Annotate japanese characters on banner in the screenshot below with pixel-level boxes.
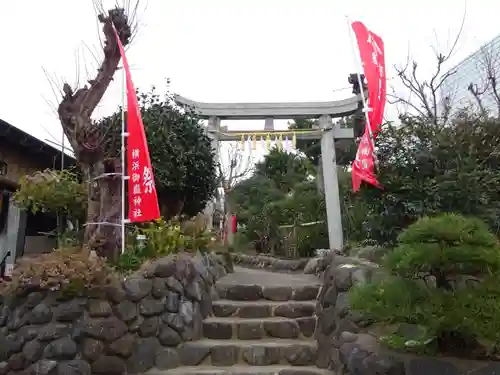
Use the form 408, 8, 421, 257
352, 132, 381, 190
350, 21, 387, 192
112, 26, 161, 222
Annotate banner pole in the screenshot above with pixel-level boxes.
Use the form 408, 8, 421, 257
120, 64, 128, 254
112, 23, 160, 226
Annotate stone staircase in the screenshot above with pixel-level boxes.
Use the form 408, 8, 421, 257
147, 267, 329, 375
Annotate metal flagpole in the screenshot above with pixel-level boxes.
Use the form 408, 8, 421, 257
61, 132, 65, 170
121, 65, 129, 254
345, 15, 376, 147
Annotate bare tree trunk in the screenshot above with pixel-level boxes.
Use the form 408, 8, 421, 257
82, 160, 122, 259
468, 84, 488, 118
57, 8, 132, 260
224, 199, 234, 247
214, 191, 222, 231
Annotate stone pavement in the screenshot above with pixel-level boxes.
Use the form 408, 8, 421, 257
217, 266, 321, 287
146, 267, 329, 375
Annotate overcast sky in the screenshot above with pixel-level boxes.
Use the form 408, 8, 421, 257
0, 0, 498, 151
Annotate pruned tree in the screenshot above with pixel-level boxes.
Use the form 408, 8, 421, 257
287, 113, 357, 195
102, 86, 218, 221
389, 36, 463, 124
288, 119, 321, 165
217, 143, 253, 243
230, 150, 327, 256
388, 3, 500, 125
255, 148, 314, 193
218, 143, 252, 195
388, 5, 467, 124
467, 37, 500, 118
57, 7, 134, 259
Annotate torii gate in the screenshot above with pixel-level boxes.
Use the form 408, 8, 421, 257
174, 92, 363, 250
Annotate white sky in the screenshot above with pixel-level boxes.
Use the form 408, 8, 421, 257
0, 0, 498, 151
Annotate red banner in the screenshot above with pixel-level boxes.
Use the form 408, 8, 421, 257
351, 131, 382, 191
231, 215, 237, 234
113, 26, 161, 222
351, 21, 386, 192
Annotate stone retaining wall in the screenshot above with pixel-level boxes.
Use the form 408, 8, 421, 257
0, 252, 229, 375
315, 253, 500, 375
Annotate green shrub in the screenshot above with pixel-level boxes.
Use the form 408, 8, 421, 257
102, 87, 218, 220
0, 248, 115, 297
180, 214, 213, 253
13, 169, 87, 220
113, 218, 183, 272
338, 168, 370, 244
113, 216, 214, 272
350, 213, 500, 357
295, 222, 329, 257
385, 214, 500, 281
230, 151, 326, 257
135, 218, 185, 257
112, 250, 144, 273
354, 117, 500, 246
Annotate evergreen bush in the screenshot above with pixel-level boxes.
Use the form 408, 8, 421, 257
350, 213, 500, 358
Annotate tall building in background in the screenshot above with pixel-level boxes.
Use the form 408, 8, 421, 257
441, 34, 500, 116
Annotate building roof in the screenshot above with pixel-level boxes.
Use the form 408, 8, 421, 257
0, 118, 76, 169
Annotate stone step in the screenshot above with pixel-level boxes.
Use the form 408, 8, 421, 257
144, 365, 332, 375
203, 316, 316, 340
177, 339, 318, 367
212, 300, 316, 319
216, 283, 320, 302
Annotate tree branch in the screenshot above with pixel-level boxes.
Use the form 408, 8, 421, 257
83, 8, 132, 115
57, 7, 133, 158
218, 143, 253, 193
468, 83, 487, 117
390, 2, 467, 124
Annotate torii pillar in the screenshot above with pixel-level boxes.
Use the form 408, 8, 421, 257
319, 115, 343, 250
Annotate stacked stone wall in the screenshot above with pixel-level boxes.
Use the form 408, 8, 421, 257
0, 253, 229, 375
315, 251, 500, 375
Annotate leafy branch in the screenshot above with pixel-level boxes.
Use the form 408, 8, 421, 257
13, 169, 87, 221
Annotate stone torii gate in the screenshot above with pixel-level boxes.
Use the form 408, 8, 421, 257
174, 93, 362, 250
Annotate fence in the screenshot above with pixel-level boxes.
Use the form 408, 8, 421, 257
278, 220, 325, 259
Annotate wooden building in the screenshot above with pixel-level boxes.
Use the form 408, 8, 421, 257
0, 118, 76, 275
